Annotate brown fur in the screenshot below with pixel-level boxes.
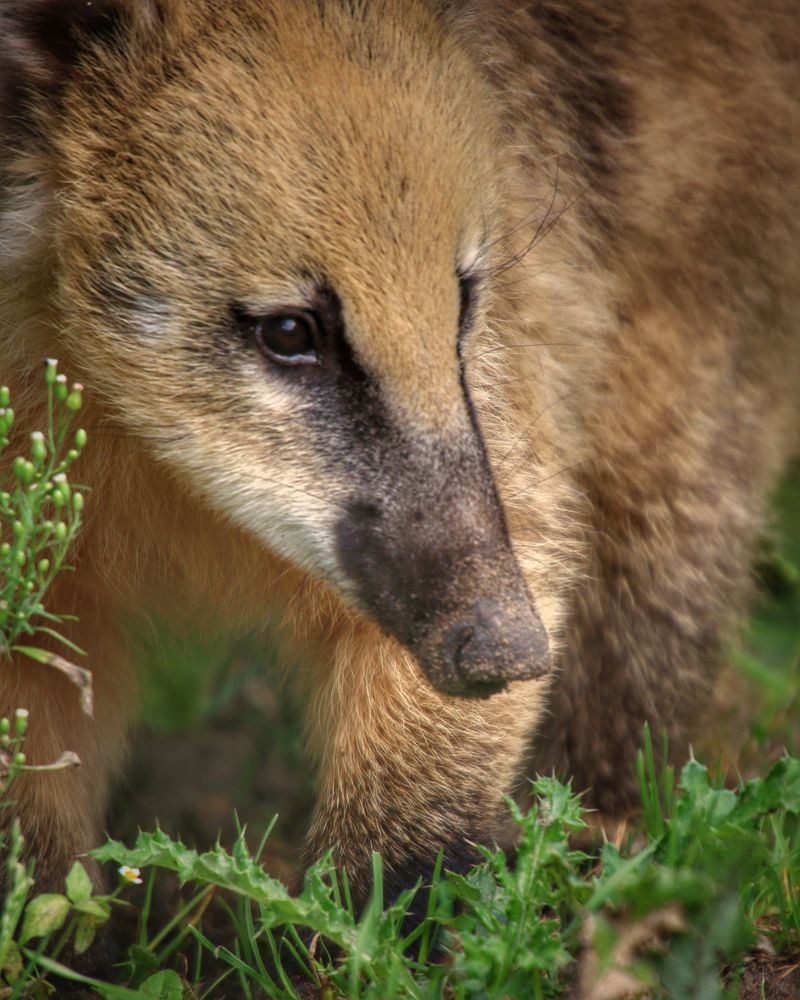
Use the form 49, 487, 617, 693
0, 0, 798, 906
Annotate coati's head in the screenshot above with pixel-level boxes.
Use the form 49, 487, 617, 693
1, 0, 552, 696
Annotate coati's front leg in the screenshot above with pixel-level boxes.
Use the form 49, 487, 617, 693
301, 612, 544, 907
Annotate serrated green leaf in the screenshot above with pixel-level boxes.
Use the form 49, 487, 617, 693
676, 760, 738, 824
65, 860, 93, 905
20, 893, 69, 944
92, 829, 359, 949
125, 943, 160, 981
733, 756, 800, 821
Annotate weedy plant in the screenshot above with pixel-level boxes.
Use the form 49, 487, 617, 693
0, 359, 87, 661
581, 728, 800, 999
0, 365, 177, 999
0, 360, 92, 820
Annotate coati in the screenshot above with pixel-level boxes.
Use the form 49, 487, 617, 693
0, 0, 798, 912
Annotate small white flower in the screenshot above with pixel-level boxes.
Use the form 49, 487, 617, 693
118, 865, 143, 885
14, 709, 29, 719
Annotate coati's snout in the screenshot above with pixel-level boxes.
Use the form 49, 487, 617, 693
335, 447, 551, 697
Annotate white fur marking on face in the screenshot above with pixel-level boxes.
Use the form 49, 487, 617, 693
142, 367, 346, 587
189, 447, 344, 584
0, 178, 51, 266
130, 296, 173, 338
460, 238, 490, 277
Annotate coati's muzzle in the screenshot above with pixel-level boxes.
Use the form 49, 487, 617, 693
334, 442, 551, 697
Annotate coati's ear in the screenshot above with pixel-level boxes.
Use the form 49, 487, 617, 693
0, 0, 182, 262
1, 0, 159, 85
0, 0, 181, 129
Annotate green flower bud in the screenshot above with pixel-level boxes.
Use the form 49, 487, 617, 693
38, 558, 51, 574
0, 543, 9, 556
0, 734, 9, 749
73, 493, 85, 513
13, 752, 26, 767
66, 449, 79, 463
55, 522, 68, 541
13, 457, 33, 484
53, 474, 70, 502
14, 709, 28, 737
0, 386, 9, 406
44, 359, 58, 385
51, 489, 65, 509
31, 431, 47, 464
65, 388, 83, 412
74, 428, 88, 449
12, 520, 25, 540
0, 718, 10, 735
55, 374, 68, 402
14, 550, 26, 566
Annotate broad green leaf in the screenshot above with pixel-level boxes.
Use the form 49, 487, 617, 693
19, 893, 69, 944
65, 860, 93, 905
73, 913, 98, 955
140, 969, 184, 999
73, 898, 111, 921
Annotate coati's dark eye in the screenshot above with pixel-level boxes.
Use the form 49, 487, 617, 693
252, 311, 321, 366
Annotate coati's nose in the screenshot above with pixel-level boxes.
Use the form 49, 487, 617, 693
440, 598, 550, 698
334, 441, 552, 698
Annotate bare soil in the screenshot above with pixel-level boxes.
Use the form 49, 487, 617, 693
737, 952, 800, 1000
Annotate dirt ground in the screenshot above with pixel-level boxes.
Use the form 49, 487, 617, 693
110, 652, 312, 887
737, 952, 800, 1000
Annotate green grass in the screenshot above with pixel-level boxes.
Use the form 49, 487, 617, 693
0, 371, 798, 999
735, 474, 800, 759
